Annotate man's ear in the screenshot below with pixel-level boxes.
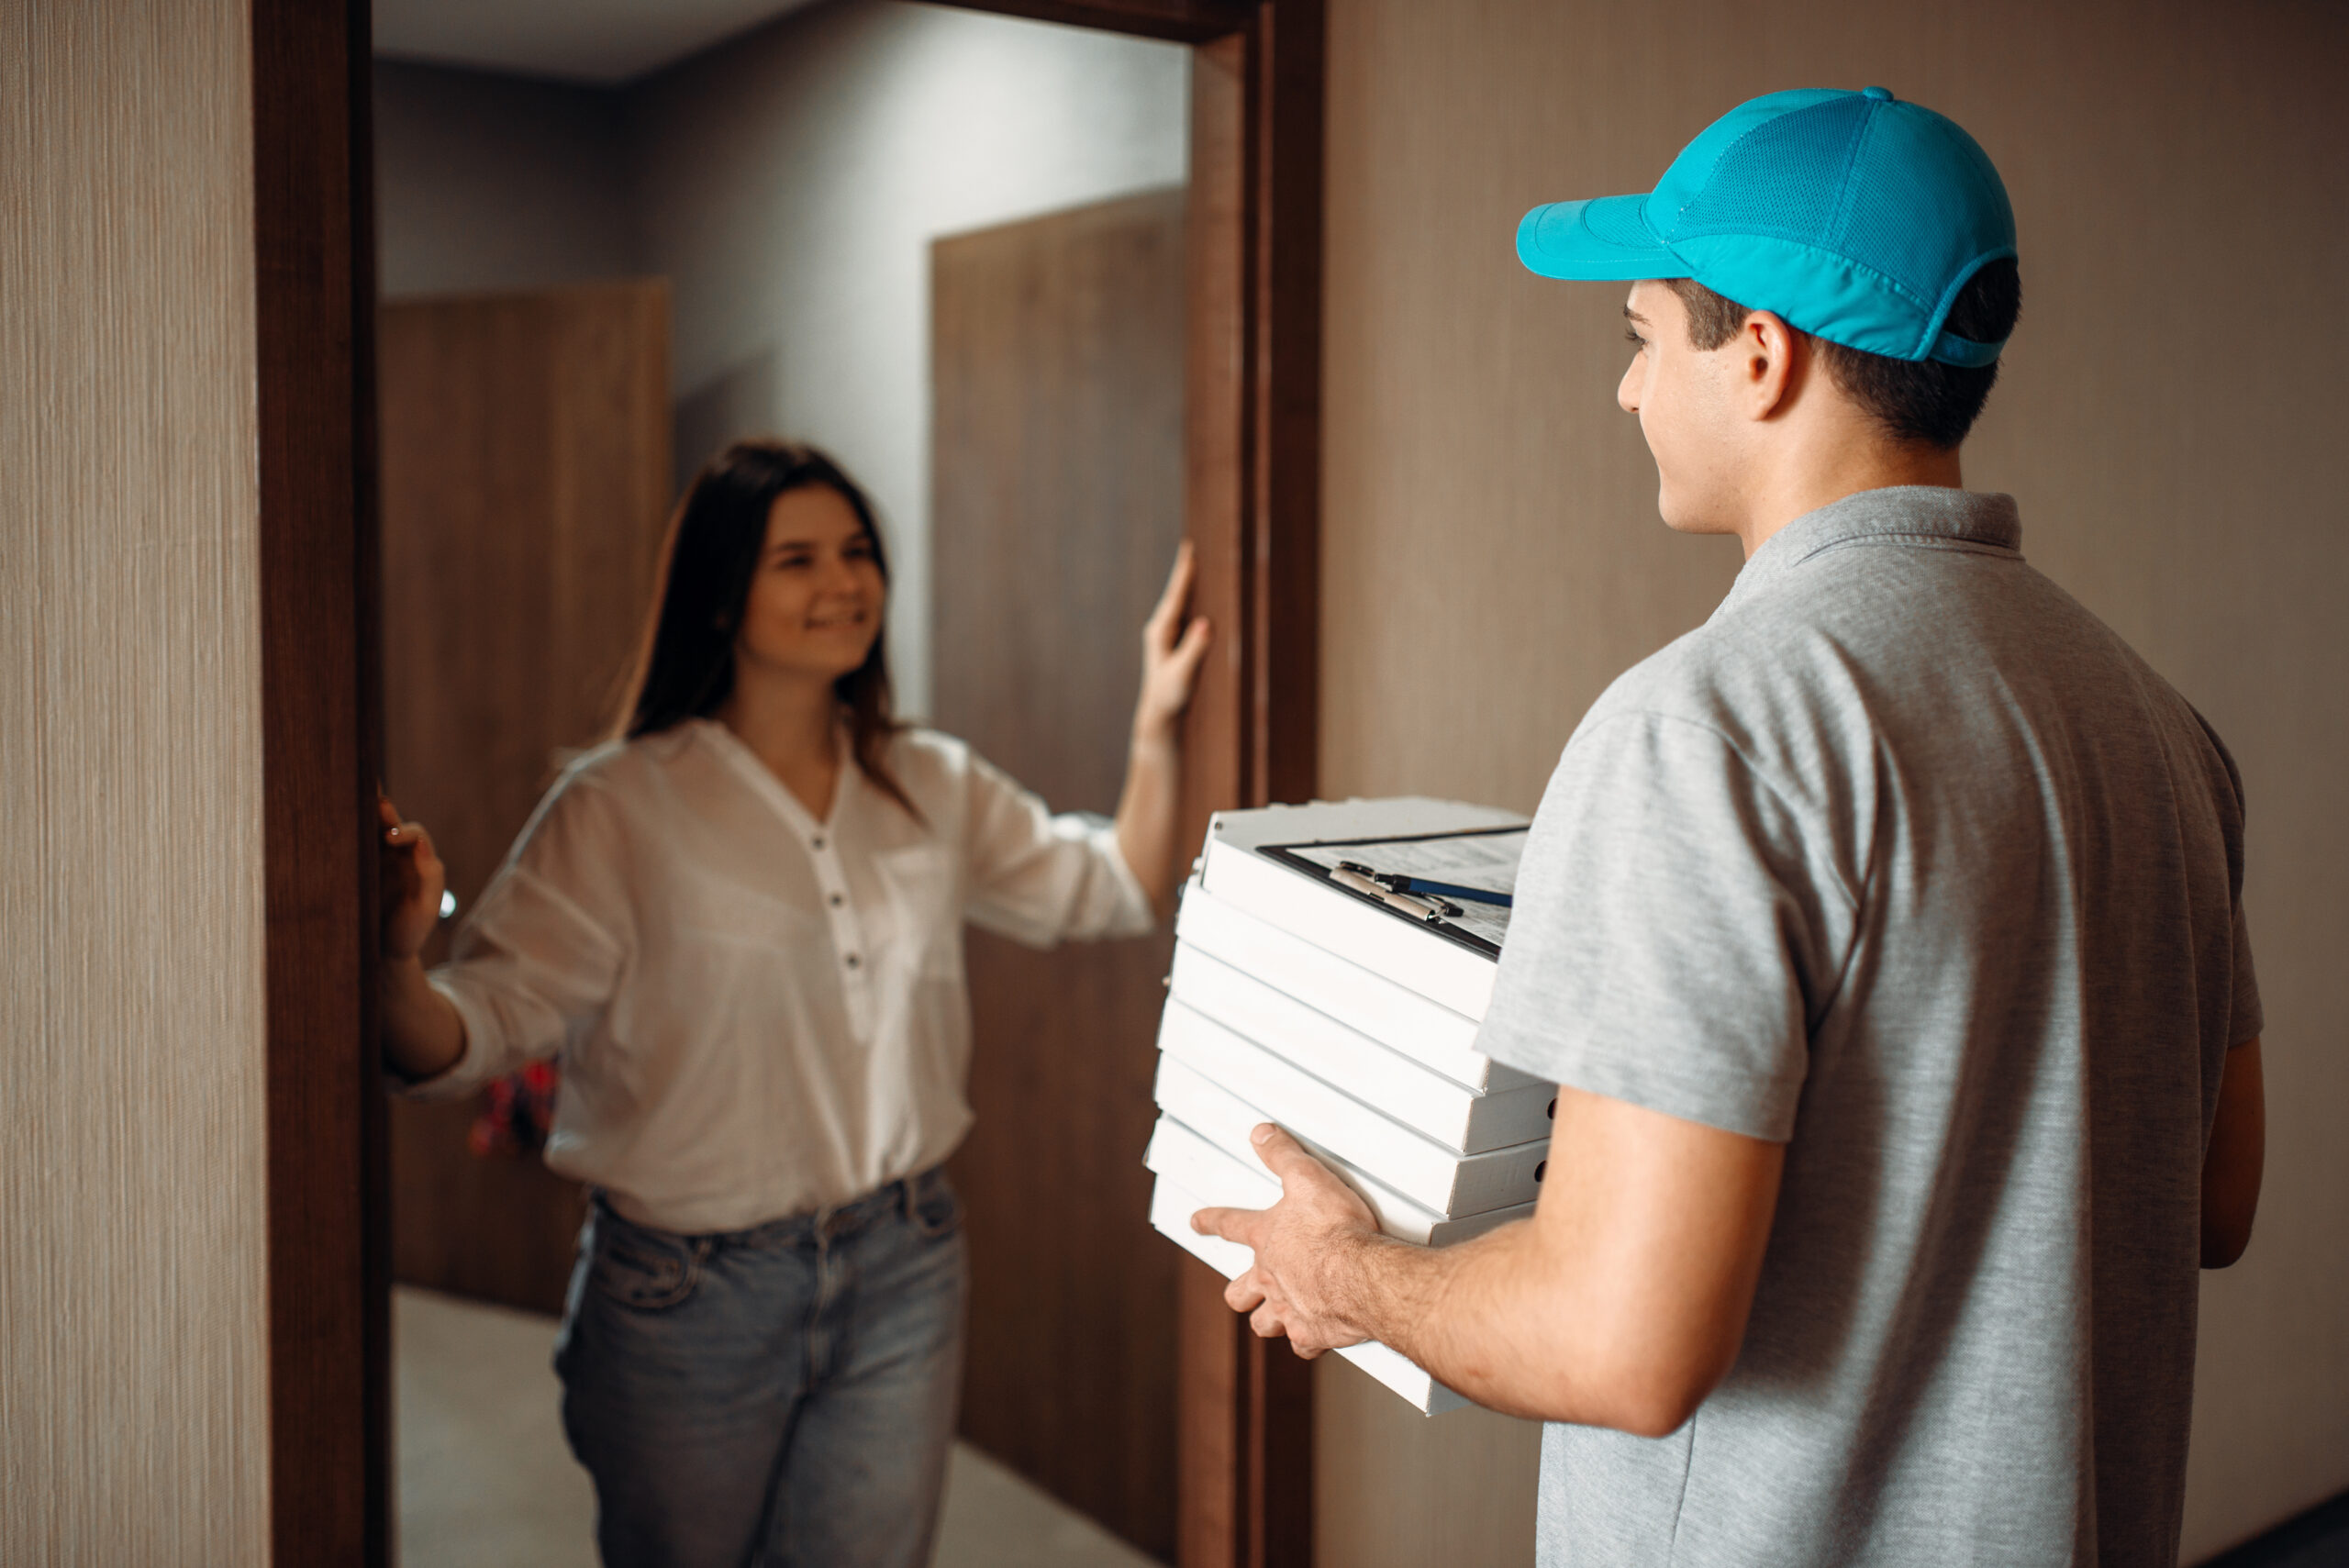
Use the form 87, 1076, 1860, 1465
1739, 309, 1799, 421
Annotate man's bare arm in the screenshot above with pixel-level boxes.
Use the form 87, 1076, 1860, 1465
1195, 1086, 1785, 1436
2201, 1037, 2263, 1269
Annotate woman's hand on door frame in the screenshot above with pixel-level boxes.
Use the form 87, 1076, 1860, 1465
1131, 539, 1212, 748
1116, 542, 1212, 921
379, 793, 448, 962
376, 792, 468, 1082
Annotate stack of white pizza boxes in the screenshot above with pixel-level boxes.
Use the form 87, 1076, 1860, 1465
1144, 798, 1552, 1415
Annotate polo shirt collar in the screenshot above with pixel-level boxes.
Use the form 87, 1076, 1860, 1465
1726, 486, 2022, 606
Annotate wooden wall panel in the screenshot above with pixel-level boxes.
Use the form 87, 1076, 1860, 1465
0, 0, 273, 1559
932, 188, 1189, 1562
377, 280, 673, 1315
1318, 0, 2349, 1562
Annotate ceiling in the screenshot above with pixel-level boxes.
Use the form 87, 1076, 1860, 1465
373, 0, 828, 85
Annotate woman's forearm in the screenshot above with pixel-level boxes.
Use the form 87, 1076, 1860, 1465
1116, 542, 1210, 919
1114, 731, 1184, 921
382, 955, 468, 1082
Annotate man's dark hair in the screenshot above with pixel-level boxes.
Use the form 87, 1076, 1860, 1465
1665, 259, 2021, 449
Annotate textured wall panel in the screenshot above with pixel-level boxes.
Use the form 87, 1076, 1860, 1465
1318, 0, 2349, 1562
0, 0, 273, 1561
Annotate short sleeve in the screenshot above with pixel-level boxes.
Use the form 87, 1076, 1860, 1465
1475, 711, 1854, 1142
2195, 706, 2263, 1048
959, 751, 1154, 948
404, 775, 633, 1102
2229, 901, 2263, 1048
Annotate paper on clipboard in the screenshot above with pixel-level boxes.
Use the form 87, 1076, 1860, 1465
1275, 827, 1528, 952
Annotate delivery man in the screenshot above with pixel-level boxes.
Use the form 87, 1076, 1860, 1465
1194, 86, 2265, 1565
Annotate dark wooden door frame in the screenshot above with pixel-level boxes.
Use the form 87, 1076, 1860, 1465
252, 0, 389, 1563
250, 1, 1319, 1563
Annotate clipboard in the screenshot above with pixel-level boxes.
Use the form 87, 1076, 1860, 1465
1259, 824, 1528, 959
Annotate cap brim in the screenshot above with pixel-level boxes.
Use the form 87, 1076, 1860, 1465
1516, 195, 1688, 281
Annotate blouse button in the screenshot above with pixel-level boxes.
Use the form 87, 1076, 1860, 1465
811, 835, 827, 851
829, 893, 844, 908
844, 953, 861, 969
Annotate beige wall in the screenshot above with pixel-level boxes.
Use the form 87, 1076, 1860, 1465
0, 1, 272, 1561
1317, 1, 2349, 1562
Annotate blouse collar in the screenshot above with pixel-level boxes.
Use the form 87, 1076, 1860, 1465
690, 716, 856, 837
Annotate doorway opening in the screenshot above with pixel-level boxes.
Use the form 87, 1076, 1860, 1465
372, 6, 1193, 1563
249, 1, 1321, 1562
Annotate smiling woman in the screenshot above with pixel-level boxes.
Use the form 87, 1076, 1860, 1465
621, 443, 918, 820
374, 436, 1211, 1566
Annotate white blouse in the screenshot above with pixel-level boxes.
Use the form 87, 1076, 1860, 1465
409, 718, 1154, 1233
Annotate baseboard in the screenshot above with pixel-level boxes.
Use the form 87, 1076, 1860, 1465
2197, 1488, 2349, 1568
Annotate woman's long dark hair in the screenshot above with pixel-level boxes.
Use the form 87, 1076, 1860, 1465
616, 439, 919, 819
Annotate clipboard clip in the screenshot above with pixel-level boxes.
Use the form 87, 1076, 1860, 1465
1330, 860, 1463, 922
1333, 859, 1513, 917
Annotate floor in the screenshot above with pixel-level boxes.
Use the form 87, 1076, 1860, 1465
394, 1284, 1162, 1568
2203, 1487, 2349, 1568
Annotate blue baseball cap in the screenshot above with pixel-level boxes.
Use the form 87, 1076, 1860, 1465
1517, 86, 2015, 367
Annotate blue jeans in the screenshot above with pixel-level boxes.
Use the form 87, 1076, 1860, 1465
553, 1170, 969, 1568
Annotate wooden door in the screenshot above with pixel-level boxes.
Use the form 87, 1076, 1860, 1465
933, 189, 1188, 1562
376, 279, 673, 1314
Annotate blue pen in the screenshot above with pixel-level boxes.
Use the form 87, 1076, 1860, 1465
1389, 875, 1513, 908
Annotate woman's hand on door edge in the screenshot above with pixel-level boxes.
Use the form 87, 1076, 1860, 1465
1132, 539, 1212, 747
379, 792, 448, 963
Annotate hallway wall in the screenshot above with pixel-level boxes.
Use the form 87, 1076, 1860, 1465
371, 3, 1192, 722
373, 60, 635, 299
0, 0, 272, 1557
1314, 1, 2349, 1562
625, 0, 1189, 719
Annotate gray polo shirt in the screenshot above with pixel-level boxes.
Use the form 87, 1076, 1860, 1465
1478, 487, 2259, 1566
